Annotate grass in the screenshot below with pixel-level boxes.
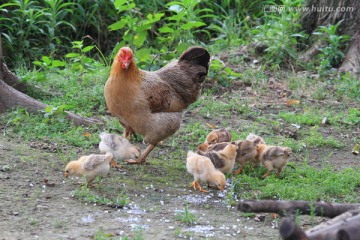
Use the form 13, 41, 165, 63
1, 44, 359, 209
72, 186, 129, 207
234, 163, 360, 203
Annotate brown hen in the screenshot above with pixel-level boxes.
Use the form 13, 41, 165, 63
104, 46, 210, 163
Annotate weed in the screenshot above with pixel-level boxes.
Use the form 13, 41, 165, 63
208, 58, 241, 86
53, 219, 64, 228
29, 218, 38, 226
73, 186, 129, 207
175, 203, 197, 226
65, 40, 104, 72
224, 177, 239, 206
94, 229, 115, 240
312, 21, 350, 75
240, 212, 256, 218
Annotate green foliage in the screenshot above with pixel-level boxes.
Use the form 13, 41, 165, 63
1, 0, 120, 67
251, 0, 306, 69
110, 0, 164, 49
313, 21, 350, 75
208, 59, 241, 86
158, 0, 213, 49
65, 40, 105, 72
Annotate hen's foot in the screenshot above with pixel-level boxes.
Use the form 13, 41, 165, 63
126, 158, 147, 164
111, 159, 124, 169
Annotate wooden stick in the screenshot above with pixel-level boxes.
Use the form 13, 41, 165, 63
238, 200, 360, 218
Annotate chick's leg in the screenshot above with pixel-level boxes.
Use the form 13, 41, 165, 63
189, 181, 199, 190
189, 181, 208, 193
233, 158, 246, 175
126, 143, 156, 164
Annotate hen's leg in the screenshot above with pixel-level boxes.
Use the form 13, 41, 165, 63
124, 127, 134, 140
126, 143, 156, 164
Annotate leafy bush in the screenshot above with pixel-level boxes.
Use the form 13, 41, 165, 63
312, 21, 350, 75
251, 0, 307, 69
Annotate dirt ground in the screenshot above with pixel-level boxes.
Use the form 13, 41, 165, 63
2, 129, 357, 239
0, 136, 284, 240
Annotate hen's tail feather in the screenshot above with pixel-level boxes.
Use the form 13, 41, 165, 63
179, 46, 210, 72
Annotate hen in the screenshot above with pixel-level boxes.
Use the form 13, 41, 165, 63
104, 46, 210, 164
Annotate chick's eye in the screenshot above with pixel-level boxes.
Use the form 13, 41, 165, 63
66, 170, 69, 173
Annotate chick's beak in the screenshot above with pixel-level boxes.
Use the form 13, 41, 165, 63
64, 172, 69, 178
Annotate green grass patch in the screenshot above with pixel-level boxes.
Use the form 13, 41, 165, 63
236, 163, 360, 203
72, 186, 129, 207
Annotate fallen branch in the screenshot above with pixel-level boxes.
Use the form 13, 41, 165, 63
237, 200, 360, 218
280, 217, 308, 240
279, 208, 360, 240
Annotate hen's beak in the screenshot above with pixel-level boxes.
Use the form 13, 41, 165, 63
123, 62, 130, 70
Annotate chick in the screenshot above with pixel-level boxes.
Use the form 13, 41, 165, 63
197, 143, 238, 174
186, 151, 226, 192
64, 152, 113, 185
99, 132, 141, 168
246, 133, 266, 146
205, 128, 232, 145
256, 144, 291, 178
196, 142, 229, 153
232, 140, 258, 175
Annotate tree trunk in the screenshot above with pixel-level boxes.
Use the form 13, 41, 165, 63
0, 42, 102, 126
237, 200, 360, 218
300, 0, 360, 72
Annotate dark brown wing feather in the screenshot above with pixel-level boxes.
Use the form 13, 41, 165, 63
143, 46, 210, 113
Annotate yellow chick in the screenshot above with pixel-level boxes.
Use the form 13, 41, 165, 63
205, 128, 232, 144
186, 151, 226, 192
64, 152, 113, 184
197, 143, 238, 174
99, 132, 141, 168
256, 144, 291, 178
232, 140, 258, 175
246, 133, 266, 146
